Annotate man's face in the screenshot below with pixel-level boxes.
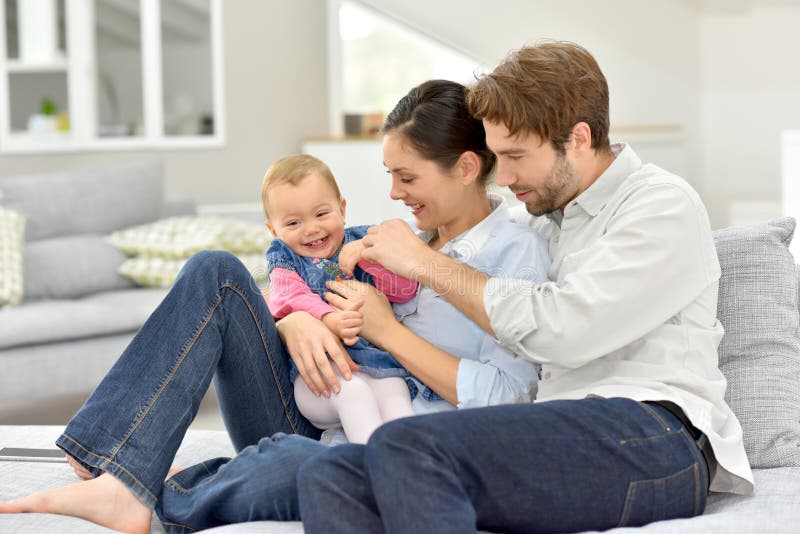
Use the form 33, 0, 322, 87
483, 120, 580, 216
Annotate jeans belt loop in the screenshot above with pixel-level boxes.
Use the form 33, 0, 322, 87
654, 401, 717, 484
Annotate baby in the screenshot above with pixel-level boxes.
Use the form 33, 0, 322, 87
262, 154, 418, 444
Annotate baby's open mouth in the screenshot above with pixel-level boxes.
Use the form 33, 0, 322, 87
305, 236, 329, 248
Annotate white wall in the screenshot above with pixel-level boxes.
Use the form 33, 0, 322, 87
700, 0, 800, 228
360, 0, 800, 229
0, 0, 330, 207
360, 0, 704, 193
3, 0, 796, 231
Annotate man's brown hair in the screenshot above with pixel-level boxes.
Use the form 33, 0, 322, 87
261, 154, 341, 219
468, 41, 611, 154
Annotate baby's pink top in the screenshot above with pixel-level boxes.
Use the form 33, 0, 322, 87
268, 261, 418, 319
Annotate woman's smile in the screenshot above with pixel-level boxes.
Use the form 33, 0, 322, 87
406, 202, 424, 216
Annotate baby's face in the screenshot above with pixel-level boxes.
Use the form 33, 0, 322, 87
265, 173, 346, 259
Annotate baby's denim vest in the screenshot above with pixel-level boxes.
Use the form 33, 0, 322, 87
266, 226, 410, 382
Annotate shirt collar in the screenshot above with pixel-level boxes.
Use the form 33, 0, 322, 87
419, 192, 509, 260
569, 143, 641, 217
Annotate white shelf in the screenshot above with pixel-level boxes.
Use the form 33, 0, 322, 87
0, 131, 225, 154
6, 59, 68, 73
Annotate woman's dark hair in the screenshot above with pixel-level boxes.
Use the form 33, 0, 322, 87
382, 80, 496, 186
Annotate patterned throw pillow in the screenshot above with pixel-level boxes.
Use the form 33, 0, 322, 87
714, 217, 800, 468
0, 207, 25, 306
108, 216, 271, 259
119, 253, 267, 288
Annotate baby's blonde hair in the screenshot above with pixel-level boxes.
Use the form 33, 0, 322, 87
261, 154, 341, 219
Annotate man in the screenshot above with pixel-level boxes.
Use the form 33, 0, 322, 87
297, 41, 754, 533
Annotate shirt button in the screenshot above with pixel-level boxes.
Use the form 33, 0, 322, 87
543, 371, 552, 380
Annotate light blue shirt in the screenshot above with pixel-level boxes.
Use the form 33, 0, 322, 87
397, 193, 550, 416
325, 194, 550, 444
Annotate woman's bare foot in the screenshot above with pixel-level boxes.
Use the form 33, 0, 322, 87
0, 473, 151, 534
66, 454, 179, 482
67, 455, 93, 480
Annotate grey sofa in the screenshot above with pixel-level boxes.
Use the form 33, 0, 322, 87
0, 161, 194, 420
0, 214, 798, 533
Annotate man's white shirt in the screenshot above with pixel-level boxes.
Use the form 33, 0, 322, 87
485, 144, 754, 495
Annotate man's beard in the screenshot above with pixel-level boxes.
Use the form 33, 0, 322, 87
525, 154, 576, 216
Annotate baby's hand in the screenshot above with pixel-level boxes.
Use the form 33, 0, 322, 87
338, 239, 366, 277
322, 309, 364, 346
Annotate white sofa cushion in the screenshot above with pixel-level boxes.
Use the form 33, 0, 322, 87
108, 216, 271, 259
2, 426, 798, 534
118, 252, 267, 288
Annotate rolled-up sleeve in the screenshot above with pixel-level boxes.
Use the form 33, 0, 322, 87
456, 332, 539, 408
454, 222, 548, 407
484, 277, 542, 359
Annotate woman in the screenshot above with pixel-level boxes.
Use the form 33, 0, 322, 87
0, 80, 550, 533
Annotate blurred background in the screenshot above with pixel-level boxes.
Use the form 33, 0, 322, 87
2, 0, 799, 229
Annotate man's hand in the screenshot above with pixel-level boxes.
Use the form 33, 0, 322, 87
276, 311, 360, 397
338, 239, 366, 277
361, 220, 435, 280
325, 279, 398, 345
321, 305, 365, 346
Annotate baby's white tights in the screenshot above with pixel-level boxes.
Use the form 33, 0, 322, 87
294, 371, 415, 444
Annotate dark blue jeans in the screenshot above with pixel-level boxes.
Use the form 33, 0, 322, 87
55, 251, 326, 532
298, 397, 710, 534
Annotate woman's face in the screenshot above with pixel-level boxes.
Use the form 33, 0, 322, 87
382, 132, 477, 232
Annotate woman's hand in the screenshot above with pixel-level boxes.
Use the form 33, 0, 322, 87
325, 279, 399, 346
276, 311, 360, 397
361, 220, 435, 279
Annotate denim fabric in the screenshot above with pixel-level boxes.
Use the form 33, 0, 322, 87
265, 226, 374, 294
156, 433, 328, 532
265, 226, 409, 380
298, 397, 710, 534
55, 251, 322, 514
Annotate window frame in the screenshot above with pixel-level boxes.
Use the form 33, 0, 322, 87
0, 0, 225, 154
325, 0, 482, 138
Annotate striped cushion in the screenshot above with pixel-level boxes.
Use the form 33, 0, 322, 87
118, 253, 268, 289
108, 216, 271, 259
0, 207, 25, 306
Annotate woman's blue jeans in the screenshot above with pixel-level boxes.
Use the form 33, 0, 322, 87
54, 251, 327, 532
298, 397, 710, 534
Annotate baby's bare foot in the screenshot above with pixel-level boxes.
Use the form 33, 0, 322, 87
0, 473, 151, 534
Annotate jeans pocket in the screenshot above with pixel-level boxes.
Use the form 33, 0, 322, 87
618, 462, 703, 527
